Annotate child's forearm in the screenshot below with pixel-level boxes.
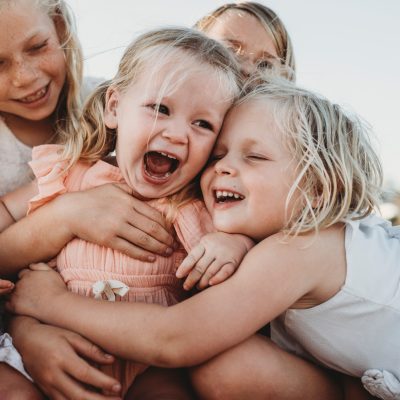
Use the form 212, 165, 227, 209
0, 198, 74, 275
24, 280, 250, 368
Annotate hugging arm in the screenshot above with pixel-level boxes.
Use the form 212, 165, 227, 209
0, 183, 175, 275
8, 234, 320, 367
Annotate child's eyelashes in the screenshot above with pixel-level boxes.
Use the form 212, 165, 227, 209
247, 153, 269, 161
29, 39, 48, 53
193, 120, 214, 131
150, 103, 169, 115
257, 59, 273, 70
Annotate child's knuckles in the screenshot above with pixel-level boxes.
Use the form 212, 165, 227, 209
147, 221, 160, 235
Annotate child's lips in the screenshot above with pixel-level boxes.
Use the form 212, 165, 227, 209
16, 84, 49, 104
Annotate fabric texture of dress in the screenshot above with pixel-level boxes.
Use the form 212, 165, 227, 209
272, 214, 400, 399
27, 144, 214, 395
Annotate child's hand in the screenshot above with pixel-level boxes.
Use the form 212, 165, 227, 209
0, 279, 14, 295
7, 263, 67, 319
176, 232, 254, 291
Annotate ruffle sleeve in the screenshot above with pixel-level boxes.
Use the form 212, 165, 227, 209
173, 200, 216, 253
27, 144, 69, 214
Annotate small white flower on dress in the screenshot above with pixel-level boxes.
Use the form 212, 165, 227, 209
92, 280, 129, 302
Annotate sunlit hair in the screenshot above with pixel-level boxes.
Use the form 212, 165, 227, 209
195, 2, 295, 80
61, 27, 241, 220
0, 0, 83, 137
238, 74, 382, 236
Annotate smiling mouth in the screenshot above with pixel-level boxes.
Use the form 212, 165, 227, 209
17, 84, 49, 104
144, 151, 180, 179
214, 190, 245, 203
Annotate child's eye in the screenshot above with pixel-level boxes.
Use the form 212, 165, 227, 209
225, 41, 242, 56
257, 59, 273, 70
29, 40, 48, 53
151, 104, 169, 115
247, 154, 268, 161
193, 120, 213, 131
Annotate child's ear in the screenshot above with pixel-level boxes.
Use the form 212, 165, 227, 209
104, 87, 119, 129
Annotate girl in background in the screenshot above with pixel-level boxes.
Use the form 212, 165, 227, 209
2, 26, 251, 398
196, 2, 295, 80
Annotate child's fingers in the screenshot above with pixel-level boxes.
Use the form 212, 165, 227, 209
0, 279, 14, 289
182, 253, 216, 291
208, 263, 236, 286
68, 333, 115, 365
196, 259, 226, 290
0, 286, 14, 295
176, 245, 205, 278
49, 374, 121, 400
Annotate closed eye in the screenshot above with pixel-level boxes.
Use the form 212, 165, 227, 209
150, 103, 169, 116
193, 120, 214, 132
247, 154, 268, 161
29, 40, 48, 53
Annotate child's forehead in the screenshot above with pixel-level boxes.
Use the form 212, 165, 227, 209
128, 52, 235, 103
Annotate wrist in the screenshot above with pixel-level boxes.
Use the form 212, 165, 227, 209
8, 316, 39, 346
50, 193, 78, 239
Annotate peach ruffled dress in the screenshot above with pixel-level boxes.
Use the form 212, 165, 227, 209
28, 145, 214, 395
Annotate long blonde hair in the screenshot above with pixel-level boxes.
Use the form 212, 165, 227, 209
239, 75, 382, 236
195, 2, 295, 80
0, 0, 83, 139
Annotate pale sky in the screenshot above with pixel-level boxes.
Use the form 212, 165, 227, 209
68, 0, 400, 188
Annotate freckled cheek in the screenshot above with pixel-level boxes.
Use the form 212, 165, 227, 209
39, 52, 66, 81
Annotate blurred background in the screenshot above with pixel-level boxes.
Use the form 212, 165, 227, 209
67, 0, 400, 223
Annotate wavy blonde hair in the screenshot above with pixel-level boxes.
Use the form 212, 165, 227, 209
195, 2, 295, 80
0, 0, 83, 138
239, 75, 382, 235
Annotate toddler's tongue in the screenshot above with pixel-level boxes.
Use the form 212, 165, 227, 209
145, 151, 175, 176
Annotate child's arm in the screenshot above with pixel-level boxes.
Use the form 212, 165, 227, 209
8, 230, 328, 367
8, 316, 122, 399
176, 232, 254, 290
0, 183, 176, 275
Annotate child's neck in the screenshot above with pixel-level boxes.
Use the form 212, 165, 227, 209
2, 113, 56, 147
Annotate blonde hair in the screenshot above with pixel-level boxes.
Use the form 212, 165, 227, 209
239, 75, 382, 236
195, 2, 295, 80
61, 27, 241, 220
0, 0, 83, 138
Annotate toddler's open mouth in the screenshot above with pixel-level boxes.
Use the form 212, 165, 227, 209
144, 151, 180, 179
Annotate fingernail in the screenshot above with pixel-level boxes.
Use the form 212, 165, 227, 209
147, 255, 156, 262
112, 383, 121, 393
105, 353, 113, 359
164, 247, 173, 256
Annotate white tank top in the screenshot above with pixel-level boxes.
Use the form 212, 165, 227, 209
0, 117, 33, 196
271, 214, 400, 379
